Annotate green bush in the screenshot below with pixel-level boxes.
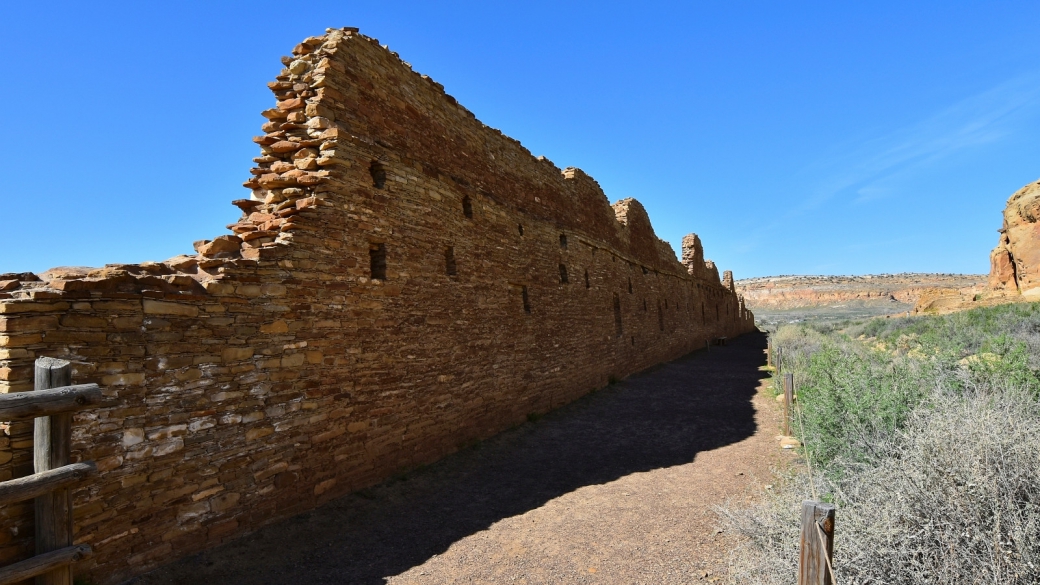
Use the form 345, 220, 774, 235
724, 303, 1040, 584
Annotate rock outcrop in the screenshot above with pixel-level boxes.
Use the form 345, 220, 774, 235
907, 177, 1040, 315
989, 178, 1040, 296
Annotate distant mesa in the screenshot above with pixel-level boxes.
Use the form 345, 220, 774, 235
735, 273, 985, 325
737, 175, 1040, 322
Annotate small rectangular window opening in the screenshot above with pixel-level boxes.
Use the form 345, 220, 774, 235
462, 196, 473, 219
584, 269, 590, 289
627, 278, 633, 294
518, 224, 524, 236
369, 243, 386, 280
657, 301, 664, 331
522, 285, 531, 314
559, 264, 568, 284
613, 293, 623, 336
559, 234, 568, 249
369, 161, 386, 189
445, 246, 457, 276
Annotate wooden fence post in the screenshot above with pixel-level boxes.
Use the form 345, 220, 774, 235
783, 373, 794, 436
799, 501, 835, 585
767, 335, 772, 367
34, 357, 74, 585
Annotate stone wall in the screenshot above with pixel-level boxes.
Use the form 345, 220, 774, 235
0, 28, 754, 584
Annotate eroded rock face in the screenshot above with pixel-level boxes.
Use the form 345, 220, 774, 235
989, 178, 1040, 296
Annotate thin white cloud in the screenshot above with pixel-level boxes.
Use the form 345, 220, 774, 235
802, 71, 1040, 209
709, 71, 1040, 269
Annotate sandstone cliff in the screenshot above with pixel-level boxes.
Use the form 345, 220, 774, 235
908, 177, 1040, 315
989, 178, 1040, 296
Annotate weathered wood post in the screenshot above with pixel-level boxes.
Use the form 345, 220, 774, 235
799, 501, 836, 585
783, 373, 794, 436
34, 357, 74, 585
767, 335, 773, 367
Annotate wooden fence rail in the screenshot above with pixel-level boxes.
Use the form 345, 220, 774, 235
0, 357, 104, 585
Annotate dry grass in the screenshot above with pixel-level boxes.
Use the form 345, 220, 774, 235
723, 304, 1040, 584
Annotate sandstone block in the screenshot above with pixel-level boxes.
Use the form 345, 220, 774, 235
260, 320, 289, 334
245, 427, 273, 441
143, 300, 199, 318
269, 141, 302, 153
314, 478, 337, 496
221, 347, 254, 362
102, 373, 146, 386
0, 301, 69, 314
0, 315, 59, 332
194, 235, 243, 257
153, 438, 184, 457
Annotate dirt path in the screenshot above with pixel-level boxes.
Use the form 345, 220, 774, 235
131, 332, 780, 584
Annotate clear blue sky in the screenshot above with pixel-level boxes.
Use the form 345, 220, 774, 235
3, 1, 1039, 278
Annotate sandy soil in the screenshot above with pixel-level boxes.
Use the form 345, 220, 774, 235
130, 332, 781, 585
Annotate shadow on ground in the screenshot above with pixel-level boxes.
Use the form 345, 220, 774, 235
130, 332, 767, 585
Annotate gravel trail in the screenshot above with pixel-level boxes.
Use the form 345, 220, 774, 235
131, 331, 779, 584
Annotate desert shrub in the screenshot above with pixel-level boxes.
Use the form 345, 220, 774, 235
728, 303, 1040, 584
833, 388, 1040, 584
725, 388, 1040, 584
848, 302, 1040, 377
795, 344, 933, 469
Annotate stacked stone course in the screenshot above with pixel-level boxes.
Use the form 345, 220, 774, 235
0, 28, 754, 583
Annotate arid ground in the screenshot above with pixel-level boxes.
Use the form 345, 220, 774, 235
129, 332, 781, 584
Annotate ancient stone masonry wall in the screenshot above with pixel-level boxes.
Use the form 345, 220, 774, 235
0, 28, 754, 583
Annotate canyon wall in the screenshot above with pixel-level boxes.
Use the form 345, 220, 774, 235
0, 28, 754, 583
738, 274, 985, 310
990, 178, 1040, 296
911, 177, 1040, 315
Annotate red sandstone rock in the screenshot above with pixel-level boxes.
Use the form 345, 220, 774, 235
269, 140, 301, 153
297, 173, 323, 186
165, 255, 198, 271
38, 266, 94, 281
0, 272, 39, 282
192, 235, 242, 257
241, 230, 278, 242
277, 97, 304, 111
988, 178, 1040, 295
258, 173, 294, 188
232, 199, 263, 213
